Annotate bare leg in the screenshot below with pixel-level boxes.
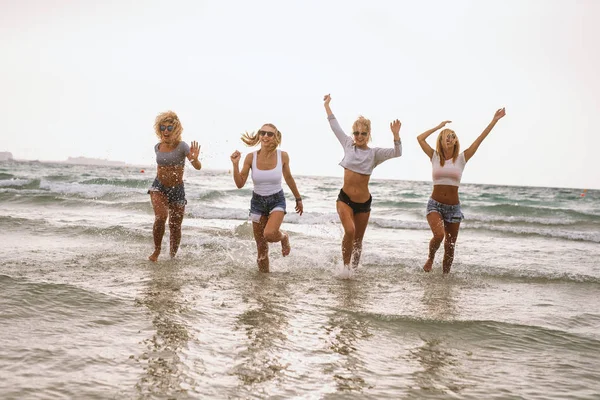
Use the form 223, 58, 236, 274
336, 201, 355, 266
262, 211, 290, 256
168, 203, 185, 258
442, 221, 460, 274
149, 192, 169, 262
253, 217, 270, 273
350, 211, 370, 268
424, 212, 445, 272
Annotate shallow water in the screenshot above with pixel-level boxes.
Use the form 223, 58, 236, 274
1, 161, 599, 399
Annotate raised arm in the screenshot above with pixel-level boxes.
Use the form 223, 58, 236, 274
230, 151, 252, 188
417, 120, 451, 159
463, 108, 506, 162
374, 119, 403, 164
281, 151, 303, 215
323, 93, 350, 146
187, 141, 202, 170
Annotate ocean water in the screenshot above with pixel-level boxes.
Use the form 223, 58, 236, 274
1, 160, 599, 399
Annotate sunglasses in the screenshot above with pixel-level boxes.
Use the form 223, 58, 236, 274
353, 131, 369, 137
160, 125, 174, 132
447, 133, 456, 139
258, 130, 275, 137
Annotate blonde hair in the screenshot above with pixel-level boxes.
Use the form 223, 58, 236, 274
240, 123, 282, 150
154, 111, 183, 143
352, 116, 372, 143
436, 129, 460, 166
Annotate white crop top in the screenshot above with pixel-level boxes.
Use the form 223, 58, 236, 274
431, 152, 467, 186
328, 115, 402, 175
251, 149, 283, 196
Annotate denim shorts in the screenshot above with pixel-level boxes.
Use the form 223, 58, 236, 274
148, 178, 187, 206
249, 190, 286, 223
426, 197, 464, 223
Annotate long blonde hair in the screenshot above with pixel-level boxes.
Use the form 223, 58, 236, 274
436, 129, 460, 166
241, 123, 282, 150
154, 111, 183, 143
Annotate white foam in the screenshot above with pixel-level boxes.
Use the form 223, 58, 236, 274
334, 263, 355, 280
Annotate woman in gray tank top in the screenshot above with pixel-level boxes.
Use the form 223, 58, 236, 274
147, 111, 201, 262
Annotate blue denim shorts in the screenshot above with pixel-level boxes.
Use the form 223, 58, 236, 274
426, 198, 464, 223
148, 178, 187, 206
250, 190, 286, 223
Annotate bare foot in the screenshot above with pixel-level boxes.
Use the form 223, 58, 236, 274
149, 249, 161, 262
423, 258, 433, 272
281, 232, 291, 257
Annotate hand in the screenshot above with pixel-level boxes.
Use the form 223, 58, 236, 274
230, 150, 241, 164
390, 119, 401, 136
493, 107, 506, 121
190, 141, 201, 160
323, 93, 331, 106
295, 199, 304, 216
438, 120, 452, 128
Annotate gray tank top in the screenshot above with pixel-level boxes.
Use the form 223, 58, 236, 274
155, 141, 190, 166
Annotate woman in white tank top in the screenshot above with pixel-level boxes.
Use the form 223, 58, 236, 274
417, 107, 506, 273
230, 123, 304, 273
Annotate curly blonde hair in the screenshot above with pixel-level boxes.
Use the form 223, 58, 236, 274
154, 111, 183, 143
352, 116, 372, 143
436, 129, 460, 166
240, 123, 282, 149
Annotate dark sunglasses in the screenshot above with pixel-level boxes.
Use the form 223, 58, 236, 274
160, 125, 174, 132
353, 131, 369, 137
258, 130, 275, 137
447, 133, 456, 139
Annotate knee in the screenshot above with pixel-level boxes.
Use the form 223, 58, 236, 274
154, 214, 167, 225
263, 229, 279, 242
432, 233, 444, 243
344, 226, 356, 240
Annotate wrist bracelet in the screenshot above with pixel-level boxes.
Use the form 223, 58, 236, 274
295, 198, 302, 202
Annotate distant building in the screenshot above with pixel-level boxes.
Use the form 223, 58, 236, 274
65, 157, 127, 166
0, 152, 13, 161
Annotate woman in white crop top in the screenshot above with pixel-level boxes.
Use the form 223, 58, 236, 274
230, 123, 303, 273
417, 108, 506, 273
324, 94, 402, 277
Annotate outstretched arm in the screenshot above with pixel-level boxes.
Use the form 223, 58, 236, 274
323, 93, 349, 146
187, 141, 202, 170
417, 121, 451, 159
230, 151, 252, 188
373, 119, 403, 165
463, 108, 506, 162
281, 152, 303, 215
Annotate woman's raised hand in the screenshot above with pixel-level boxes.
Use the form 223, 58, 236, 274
493, 108, 506, 121
323, 94, 331, 105
230, 150, 241, 164
190, 141, 201, 160
390, 119, 401, 136
438, 120, 452, 128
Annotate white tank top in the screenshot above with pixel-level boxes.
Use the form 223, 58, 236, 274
431, 151, 467, 186
251, 149, 283, 196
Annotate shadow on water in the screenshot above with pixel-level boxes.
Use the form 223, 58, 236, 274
408, 277, 471, 396
324, 279, 374, 393
134, 261, 191, 398
232, 273, 290, 390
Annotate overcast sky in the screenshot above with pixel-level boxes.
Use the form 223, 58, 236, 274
1, 0, 599, 189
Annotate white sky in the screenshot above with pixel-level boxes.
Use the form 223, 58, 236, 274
1, 0, 599, 189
